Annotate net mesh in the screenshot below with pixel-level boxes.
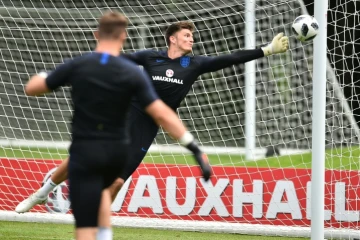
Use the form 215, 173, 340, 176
0, 0, 359, 237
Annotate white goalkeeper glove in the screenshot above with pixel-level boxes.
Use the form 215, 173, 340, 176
261, 33, 289, 56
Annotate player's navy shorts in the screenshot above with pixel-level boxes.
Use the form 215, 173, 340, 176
68, 139, 128, 228
119, 106, 159, 181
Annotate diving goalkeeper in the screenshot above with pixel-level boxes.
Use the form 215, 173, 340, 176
16, 21, 289, 214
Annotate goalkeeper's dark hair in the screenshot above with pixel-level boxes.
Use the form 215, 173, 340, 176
165, 21, 195, 46
98, 11, 128, 40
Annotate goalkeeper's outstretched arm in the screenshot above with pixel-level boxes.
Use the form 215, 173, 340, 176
196, 33, 289, 74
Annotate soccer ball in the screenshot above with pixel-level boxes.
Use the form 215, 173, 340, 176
292, 15, 319, 42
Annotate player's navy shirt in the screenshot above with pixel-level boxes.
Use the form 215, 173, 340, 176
123, 49, 264, 110
45, 52, 159, 140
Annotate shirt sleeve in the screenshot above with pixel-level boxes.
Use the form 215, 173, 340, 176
121, 50, 152, 66
196, 49, 264, 74
45, 60, 73, 90
132, 70, 159, 108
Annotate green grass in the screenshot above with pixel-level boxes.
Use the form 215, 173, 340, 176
1, 145, 359, 170
0, 221, 308, 240
0, 146, 68, 160
144, 147, 360, 170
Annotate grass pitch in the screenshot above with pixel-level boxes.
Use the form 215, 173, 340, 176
0, 221, 308, 240
0, 145, 359, 170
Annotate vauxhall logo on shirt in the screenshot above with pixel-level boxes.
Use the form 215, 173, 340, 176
152, 69, 183, 85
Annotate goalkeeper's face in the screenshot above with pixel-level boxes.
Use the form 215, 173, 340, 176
172, 29, 193, 54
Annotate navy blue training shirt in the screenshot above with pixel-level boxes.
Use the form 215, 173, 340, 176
123, 49, 264, 110
45, 52, 159, 140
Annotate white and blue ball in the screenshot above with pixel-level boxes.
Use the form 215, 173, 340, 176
292, 15, 319, 42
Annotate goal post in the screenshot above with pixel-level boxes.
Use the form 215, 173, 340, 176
0, 1, 360, 239
245, 0, 257, 161
311, 0, 328, 239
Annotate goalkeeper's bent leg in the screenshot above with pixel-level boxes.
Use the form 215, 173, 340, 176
36, 157, 69, 197
33, 156, 69, 198
108, 178, 124, 202
96, 178, 124, 228
50, 157, 69, 185
15, 157, 70, 213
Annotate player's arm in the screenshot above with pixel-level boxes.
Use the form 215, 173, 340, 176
197, 33, 289, 74
25, 72, 51, 96
133, 71, 211, 181
25, 60, 73, 96
145, 100, 211, 180
121, 50, 152, 66
146, 100, 188, 139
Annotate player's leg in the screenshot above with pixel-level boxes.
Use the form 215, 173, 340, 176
108, 178, 124, 202
69, 160, 102, 240
49, 156, 69, 184
108, 109, 159, 201
68, 139, 124, 240
68, 152, 102, 240
15, 157, 70, 213
39, 157, 69, 196
96, 189, 112, 240
96, 141, 128, 240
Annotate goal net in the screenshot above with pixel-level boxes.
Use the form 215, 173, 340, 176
0, 0, 359, 239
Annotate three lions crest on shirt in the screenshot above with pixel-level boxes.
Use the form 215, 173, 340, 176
180, 56, 190, 68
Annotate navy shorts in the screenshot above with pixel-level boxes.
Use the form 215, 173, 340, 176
119, 107, 159, 181
68, 139, 128, 228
